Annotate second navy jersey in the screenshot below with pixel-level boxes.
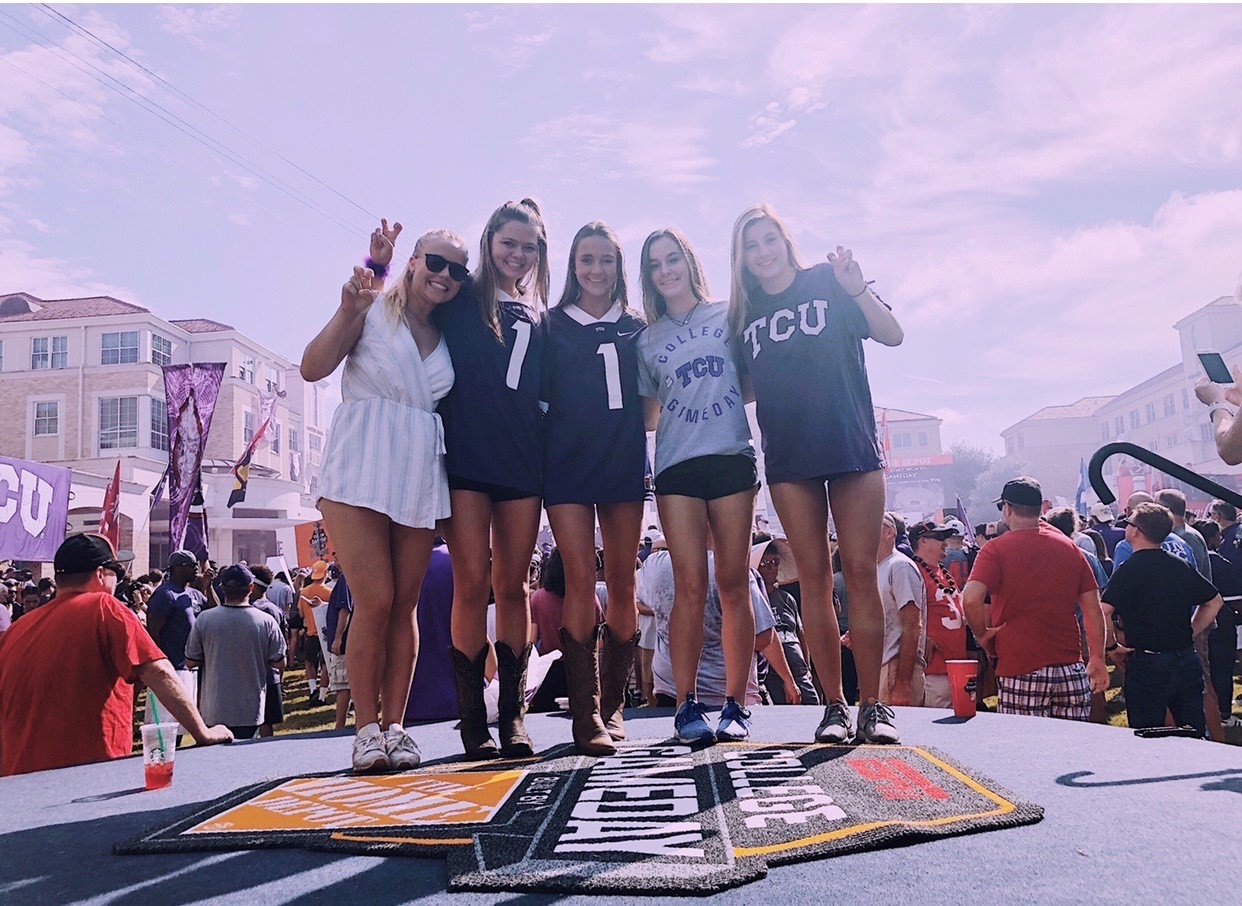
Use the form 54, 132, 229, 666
434, 284, 544, 496
738, 263, 883, 484
540, 303, 647, 506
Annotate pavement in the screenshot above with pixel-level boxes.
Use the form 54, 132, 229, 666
2, 705, 1239, 905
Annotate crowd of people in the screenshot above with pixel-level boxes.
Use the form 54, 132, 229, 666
1, 197, 1239, 777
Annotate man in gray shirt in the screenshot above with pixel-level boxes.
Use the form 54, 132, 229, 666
1156, 489, 1211, 580
185, 564, 286, 740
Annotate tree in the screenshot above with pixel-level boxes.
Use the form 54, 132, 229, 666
966, 456, 1030, 525
943, 443, 995, 511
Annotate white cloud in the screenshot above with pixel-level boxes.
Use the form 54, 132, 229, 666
155, 5, 240, 49
0, 238, 133, 300
228, 212, 250, 227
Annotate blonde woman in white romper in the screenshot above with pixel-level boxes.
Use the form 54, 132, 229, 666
302, 229, 467, 772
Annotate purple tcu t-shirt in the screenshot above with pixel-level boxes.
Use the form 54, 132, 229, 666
739, 263, 883, 484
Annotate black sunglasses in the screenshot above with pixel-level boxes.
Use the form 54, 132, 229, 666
418, 253, 469, 282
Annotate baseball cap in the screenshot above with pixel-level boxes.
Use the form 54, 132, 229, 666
309, 560, 329, 581
168, 550, 197, 568
1089, 502, 1115, 523
54, 533, 134, 576
908, 521, 960, 547
942, 517, 967, 536
219, 564, 255, 588
994, 476, 1043, 509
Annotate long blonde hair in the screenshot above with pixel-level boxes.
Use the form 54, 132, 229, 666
639, 227, 710, 325
727, 204, 808, 338
555, 221, 630, 310
382, 228, 467, 326
473, 198, 550, 341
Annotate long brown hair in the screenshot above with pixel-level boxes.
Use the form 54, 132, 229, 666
473, 198, 550, 340
555, 221, 630, 310
639, 227, 710, 324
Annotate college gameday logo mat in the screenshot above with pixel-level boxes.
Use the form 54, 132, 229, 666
118, 742, 1042, 894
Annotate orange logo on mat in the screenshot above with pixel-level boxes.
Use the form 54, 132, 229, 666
188, 771, 524, 834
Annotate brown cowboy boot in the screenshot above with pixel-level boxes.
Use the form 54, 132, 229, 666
599, 626, 639, 740
449, 645, 500, 760
558, 626, 616, 756
495, 641, 535, 758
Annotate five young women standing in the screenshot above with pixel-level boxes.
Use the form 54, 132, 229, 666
304, 200, 905, 770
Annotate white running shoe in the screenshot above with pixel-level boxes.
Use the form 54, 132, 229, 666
352, 723, 389, 773
384, 724, 422, 770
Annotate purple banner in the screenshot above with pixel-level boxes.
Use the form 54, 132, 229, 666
0, 455, 73, 562
164, 363, 226, 551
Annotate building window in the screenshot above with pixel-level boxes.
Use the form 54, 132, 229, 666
1182, 388, 1191, 410
270, 419, 281, 453
1144, 402, 1156, 423
1202, 423, 1214, 443
151, 398, 169, 451
265, 367, 281, 394
31, 336, 68, 370
34, 401, 59, 436
312, 384, 321, 426
99, 397, 139, 450
243, 411, 255, 443
239, 357, 255, 384
101, 331, 139, 365
289, 428, 300, 452
1130, 410, 1140, 429
1162, 394, 1175, 417
1114, 415, 1124, 435
917, 431, 928, 447
309, 474, 320, 496
1152, 436, 1160, 451
1167, 434, 1179, 448
309, 432, 322, 453
1101, 423, 1109, 441
152, 334, 173, 367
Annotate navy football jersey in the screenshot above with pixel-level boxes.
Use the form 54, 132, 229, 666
738, 263, 883, 484
541, 303, 647, 506
434, 285, 544, 496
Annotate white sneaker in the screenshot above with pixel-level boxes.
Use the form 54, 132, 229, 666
1222, 715, 1242, 728
384, 724, 422, 770
352, 723, 389, 773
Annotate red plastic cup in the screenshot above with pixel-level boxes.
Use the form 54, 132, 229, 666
945, 659, 979, 719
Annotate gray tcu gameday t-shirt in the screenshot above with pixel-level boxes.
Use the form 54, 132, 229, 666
636, 301, 753, 475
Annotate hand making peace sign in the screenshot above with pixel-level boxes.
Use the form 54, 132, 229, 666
368, 218, 403, 270
827, 245, 867, 297
341, 266, 381, 316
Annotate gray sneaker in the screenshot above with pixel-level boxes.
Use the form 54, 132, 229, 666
855, 700, 900, 745
815, 701, 854, 743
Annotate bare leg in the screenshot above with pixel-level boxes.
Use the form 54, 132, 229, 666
319, 500, 394, 730
598, 500, 644, 640
548, 504, 600, 644
707, 487, 758, 702
826, 470, 887, 704
443, 490, 494, 658
658, 494, 709, 703
490, 496, 542, 650
769, 481, 845, 703
381, 522, 435, 727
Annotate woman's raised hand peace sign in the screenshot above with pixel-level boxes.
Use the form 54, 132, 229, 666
369, 218, 403, 269
827, 245, 867, 296
341, 265, 381, 315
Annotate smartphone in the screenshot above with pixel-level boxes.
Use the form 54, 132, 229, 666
1197, 352, 1233, 383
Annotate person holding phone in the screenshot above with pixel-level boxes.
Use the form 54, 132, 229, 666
1194, 353, 1242, 465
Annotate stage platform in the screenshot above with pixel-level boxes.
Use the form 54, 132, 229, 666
2, 705, 1237, 904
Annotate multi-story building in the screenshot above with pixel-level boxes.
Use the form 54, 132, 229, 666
0, 291, 337, 573
1000, 294, 1242, 508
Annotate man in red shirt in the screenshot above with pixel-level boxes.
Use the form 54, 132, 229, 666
0, 534, 232, 776
962, 477, 1109, 720
908, 521, 968, 709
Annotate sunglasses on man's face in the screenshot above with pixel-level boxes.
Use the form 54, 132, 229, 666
418, 253, 469, 282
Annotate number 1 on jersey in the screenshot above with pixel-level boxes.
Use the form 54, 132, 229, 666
506, 319, 532, 390
597, 342, 622, 410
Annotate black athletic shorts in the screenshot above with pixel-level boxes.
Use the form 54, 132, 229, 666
448, 474, 536, 503
288, 612, 305, 631
302, 634, 323, 669
263, 679, 284, 726
655, 453, 759, 501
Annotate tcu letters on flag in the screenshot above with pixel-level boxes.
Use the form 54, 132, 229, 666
0, 455, 72, 561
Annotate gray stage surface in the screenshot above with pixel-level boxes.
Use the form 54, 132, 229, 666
2, 706, 1238, 904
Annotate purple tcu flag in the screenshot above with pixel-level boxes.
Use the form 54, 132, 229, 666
0, 455, 73, 561
164, 363, 226, 550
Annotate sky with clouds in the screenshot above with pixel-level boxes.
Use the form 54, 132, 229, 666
2, 3, 1241, 454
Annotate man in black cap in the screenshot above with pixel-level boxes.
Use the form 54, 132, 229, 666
962, 477, 1110, 721
0, 534, 232, 776
185, 564, 286, 741
143, 550, 208, 729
